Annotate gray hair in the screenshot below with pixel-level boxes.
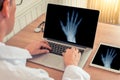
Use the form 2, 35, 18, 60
0, 0, 12, 11
0, 0, 4, 11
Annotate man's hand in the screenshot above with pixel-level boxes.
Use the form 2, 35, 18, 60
25, 40, 51, 55
63, 47, 81, 67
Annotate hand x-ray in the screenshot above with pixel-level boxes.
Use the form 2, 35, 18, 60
90, 43, 120, 73
60, 11, 82, 43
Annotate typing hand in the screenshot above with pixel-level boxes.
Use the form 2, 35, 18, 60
63, 47, 81, 67
101, 48, 117, 68
60, 11, 82, 43
25, 40, 51, 55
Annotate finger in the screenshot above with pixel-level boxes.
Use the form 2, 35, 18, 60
74, 47, 79, 52
78, 52, 81, 59
62, 52, 65, 56
75, 52, 80, 62
78, 51, 81, 57
38, 49, 50, 54
72, 47, 78, 52
71, 47, 75, 50
65, 48, 71, 52
40, 42, 51, 50
40, 40, 49, 45
62, 48, 71, 56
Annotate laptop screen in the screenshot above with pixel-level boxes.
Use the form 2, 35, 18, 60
44, 4, 99, 48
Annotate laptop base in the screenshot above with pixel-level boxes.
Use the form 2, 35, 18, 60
28, 48, 92, 71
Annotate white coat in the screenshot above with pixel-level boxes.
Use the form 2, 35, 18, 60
0, 42, 90, 80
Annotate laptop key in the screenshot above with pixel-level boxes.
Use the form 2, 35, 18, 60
48, 41, 84, 56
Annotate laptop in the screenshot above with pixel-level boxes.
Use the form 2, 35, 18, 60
29, 3, 100, 71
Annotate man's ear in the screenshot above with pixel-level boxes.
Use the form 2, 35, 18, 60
1, 0, 10, 18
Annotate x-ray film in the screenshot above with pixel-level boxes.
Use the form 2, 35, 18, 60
90, 43, 120, 73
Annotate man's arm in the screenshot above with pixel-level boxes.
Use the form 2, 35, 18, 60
63, 65, 90, 80
62, 47, 90, 80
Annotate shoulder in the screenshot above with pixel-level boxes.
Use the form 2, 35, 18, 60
0, 42, 32, 59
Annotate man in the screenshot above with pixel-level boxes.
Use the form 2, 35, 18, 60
0, 0, 90, 80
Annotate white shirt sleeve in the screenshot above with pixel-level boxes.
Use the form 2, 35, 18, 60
0, 43, 54, 80
0, 43, 90, 80
62, 65, 90, 80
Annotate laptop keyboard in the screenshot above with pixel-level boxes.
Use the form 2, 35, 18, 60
48, 41, 84, 56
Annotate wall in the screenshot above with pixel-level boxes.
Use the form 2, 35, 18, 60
59, 0, 87, 8
117, 12, 120, 25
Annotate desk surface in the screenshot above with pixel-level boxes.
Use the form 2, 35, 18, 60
6, 14, 120, 80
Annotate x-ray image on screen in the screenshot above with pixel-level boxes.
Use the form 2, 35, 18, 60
91, 43, 120, 73
60, 11, 82, 43
44, 4, 99, 48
